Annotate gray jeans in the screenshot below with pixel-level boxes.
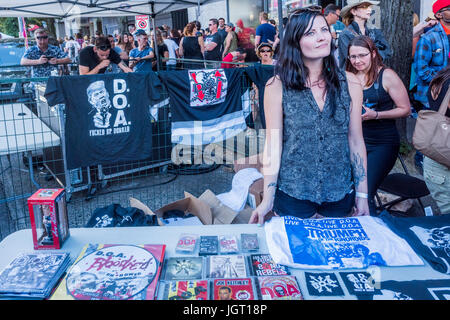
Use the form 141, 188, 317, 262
423, 156, 450, 214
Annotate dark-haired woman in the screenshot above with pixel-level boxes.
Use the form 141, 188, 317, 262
424, 66, 450, 214
346, 35, 411, 216
249, 7, 369, 224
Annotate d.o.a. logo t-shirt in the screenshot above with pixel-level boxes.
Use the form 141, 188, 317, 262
45, 73, 162, 169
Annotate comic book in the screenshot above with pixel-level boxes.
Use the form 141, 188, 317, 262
256, 276, 303, 300
249, 254, 290, 277
163, 257, 204, 280
50, 244, 165, 300
212, 278, 255, 300
219, 235, 239, 254
0, 252, 71, 299
161, 280, 209, 300
207, 255, 247, 278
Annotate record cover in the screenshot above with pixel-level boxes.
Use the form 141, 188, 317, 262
212, 278, 255, 300
250, 254, 290, 277
51, 244, 165, 300
199, 236, 219, 256
163, 257, 204, 280
257, 276, 303, 300
208, 255, 247, 278
219, 235, 239, 254
0, 252, 70, 298
162, 280, 209, 300
241, 233, 259, 252
176, 234, 198, 253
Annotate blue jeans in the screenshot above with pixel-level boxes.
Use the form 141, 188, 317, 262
273, 188, 355, 219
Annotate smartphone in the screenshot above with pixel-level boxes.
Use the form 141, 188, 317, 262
361, 107, 366, 115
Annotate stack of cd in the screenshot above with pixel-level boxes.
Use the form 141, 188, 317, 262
0, 252, 71, 299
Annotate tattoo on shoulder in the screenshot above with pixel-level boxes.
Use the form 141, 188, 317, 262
351, 153, 366, 187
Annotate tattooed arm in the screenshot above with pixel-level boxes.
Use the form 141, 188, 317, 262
249, 76, 283, 225
346, 72, 370, 216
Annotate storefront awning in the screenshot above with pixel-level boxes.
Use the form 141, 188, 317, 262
0, 0, 211, 18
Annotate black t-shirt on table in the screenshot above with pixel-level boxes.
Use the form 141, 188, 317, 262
79, 46, 122, 73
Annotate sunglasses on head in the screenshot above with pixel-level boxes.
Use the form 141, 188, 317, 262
97, 45, 111, 51
289, 5, 322, 21
36, 36, 48, 40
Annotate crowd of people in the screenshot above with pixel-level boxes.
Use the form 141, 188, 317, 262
19, 0, 449, 218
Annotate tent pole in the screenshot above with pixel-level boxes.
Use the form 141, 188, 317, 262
278, 0, 283, 41
150, 1, 159, 72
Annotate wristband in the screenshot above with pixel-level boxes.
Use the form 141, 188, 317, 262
356, 192, 368, 199
375, 111, 379, 119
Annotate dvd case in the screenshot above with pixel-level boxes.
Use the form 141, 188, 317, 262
212, 278, 256, 300
207, 255, 248, 278
199, 236, 219, 256
175, 234, 198, 254
161, 280, 209, 300
256, 276, 303, 300
163, 257, 204, 280
219, 235, 239, 254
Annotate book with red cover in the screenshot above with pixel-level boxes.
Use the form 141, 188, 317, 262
51, 244, 165, 300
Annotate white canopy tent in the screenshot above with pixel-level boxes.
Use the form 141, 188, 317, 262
0, 0, 214, 70
0, 1, 210, 18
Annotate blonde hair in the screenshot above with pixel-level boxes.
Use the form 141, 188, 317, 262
413, 13, 420, 27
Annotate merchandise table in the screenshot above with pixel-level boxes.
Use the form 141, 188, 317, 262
1, 224, 449, 300
0, 103, 60, 188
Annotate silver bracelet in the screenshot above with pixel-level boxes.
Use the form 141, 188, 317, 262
355, 192, 368, 199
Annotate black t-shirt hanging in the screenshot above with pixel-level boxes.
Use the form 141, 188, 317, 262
158, 68, 247, 146
380, 211, 450, 274
45, 72, 162, 169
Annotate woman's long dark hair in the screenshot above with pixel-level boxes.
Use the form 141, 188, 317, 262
275, 8, 341, 116
429, 65, 450, 99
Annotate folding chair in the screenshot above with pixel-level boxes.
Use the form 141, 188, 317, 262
375, 154, 430, 215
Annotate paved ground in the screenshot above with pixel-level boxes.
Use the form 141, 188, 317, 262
0, 128, 440, 242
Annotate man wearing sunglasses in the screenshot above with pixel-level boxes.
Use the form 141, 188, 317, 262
79, 36, 132, 75
21, 28, 71, 77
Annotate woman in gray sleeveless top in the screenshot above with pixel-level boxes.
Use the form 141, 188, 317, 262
249, 7, 370, 224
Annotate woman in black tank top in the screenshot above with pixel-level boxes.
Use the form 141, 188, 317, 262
346, 36, 411, 216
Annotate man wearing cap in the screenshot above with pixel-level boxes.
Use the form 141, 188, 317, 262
222, 22, 239, 58
337, 0, 391, 69
414, 0, 450, 110
129, 29, 155, 72
79, 36, 132, 75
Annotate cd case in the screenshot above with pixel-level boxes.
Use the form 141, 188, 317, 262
199, 236, 219, 256
175, 233, 198, 254
219, 235, 239, 254
207, 255, 248, 278
160, 280, 209, 300
163, 256, 205, 280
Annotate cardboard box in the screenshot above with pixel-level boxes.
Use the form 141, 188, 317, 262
130, 192, 213, 226
27, 189, 70, 250
130, 190, 254, 226
233, 155, 264, 209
